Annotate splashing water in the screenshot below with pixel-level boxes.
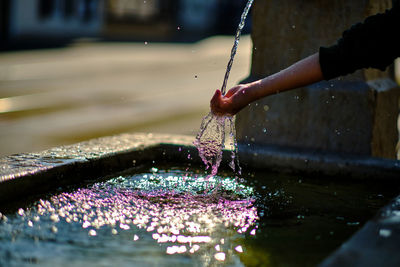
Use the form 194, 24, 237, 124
195, 0, 253, 175
194, 113, 240, 176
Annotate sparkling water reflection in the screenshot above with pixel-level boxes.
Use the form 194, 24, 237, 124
0, 168, 258, 266
1, 167, 397, 266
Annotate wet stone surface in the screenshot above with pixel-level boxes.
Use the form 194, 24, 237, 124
0, 133, 195, 183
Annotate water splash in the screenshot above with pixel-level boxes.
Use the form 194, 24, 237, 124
195, 0, 253, 175
194, 113, 241, 176
194, 113, 223, 175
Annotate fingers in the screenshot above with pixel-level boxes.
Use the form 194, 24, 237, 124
212, 89, 222, 100
210, 89, 221, 105
210, 89, 225, 115
210, 87, 243, 116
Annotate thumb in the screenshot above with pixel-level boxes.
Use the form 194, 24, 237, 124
211, 89, 222, 102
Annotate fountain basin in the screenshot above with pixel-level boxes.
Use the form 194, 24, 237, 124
1, 133, 400, 266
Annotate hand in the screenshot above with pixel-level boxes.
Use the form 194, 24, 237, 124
210, 84, 252, 116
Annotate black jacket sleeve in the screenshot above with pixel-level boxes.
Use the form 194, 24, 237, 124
319, 1, 400, 80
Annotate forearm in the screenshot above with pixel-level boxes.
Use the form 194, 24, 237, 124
246, 53, 324, 101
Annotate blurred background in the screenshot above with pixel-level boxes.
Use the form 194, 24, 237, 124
0, 0, 253, 156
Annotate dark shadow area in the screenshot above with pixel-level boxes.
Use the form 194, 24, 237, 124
0, 36, 75, 52
0, 0, 252, 52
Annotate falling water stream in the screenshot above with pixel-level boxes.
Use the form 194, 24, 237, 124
194, 0, 254, 176
221, 0, 254, 95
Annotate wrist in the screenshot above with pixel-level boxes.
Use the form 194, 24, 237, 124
246, 79, 267, 101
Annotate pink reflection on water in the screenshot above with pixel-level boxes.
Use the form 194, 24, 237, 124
36, 173, 258, 259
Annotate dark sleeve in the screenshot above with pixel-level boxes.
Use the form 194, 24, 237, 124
319, 2, 400, 80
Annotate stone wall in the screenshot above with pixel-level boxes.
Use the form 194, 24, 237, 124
237, 0, 400, 158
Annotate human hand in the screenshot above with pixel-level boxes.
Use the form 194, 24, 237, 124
210, 84, 252, 116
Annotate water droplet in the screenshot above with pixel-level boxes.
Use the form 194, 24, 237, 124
189, 245, 200, 253
179, 245, 186, 254
152, 233, 160, 240
50, 214, 59, 222
134, 235, 139, 241
18, 208, 24, 216
235, 245, 243, 253
82, 221, 91, 228
120, 223, 130, 230
347, 222, 360, 226
88, 229, 96, 236
214, 252, 226, 261
111, 229, 118, 235
379, 229, 391, 237
263, 105, 269, 111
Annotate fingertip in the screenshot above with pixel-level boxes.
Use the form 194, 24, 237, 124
212, 89, 221, 99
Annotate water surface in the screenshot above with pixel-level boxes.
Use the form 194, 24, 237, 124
0, 166, 397, 266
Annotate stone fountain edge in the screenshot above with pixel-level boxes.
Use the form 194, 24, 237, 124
0, 132, 400, 266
